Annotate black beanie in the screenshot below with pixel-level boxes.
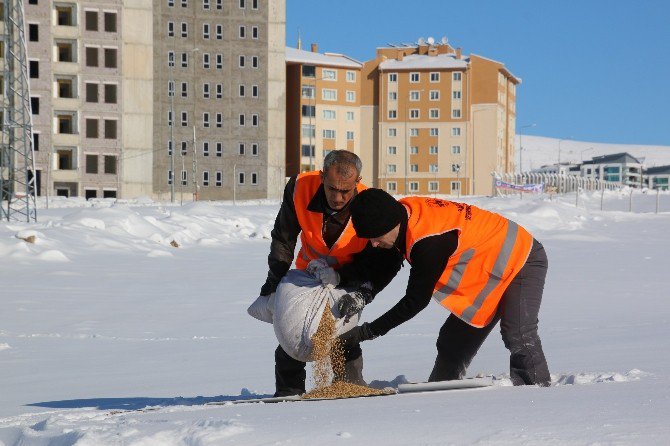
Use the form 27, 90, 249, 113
350, 188, 406, 238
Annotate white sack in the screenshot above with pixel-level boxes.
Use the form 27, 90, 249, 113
273, 269, 360, 362
247, 293, 275, 323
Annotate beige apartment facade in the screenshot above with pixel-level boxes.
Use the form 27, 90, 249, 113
362, 42, 519, 196
285, 45, 364, 179
152, 0, 286, 202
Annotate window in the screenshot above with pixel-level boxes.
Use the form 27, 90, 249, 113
216, 0, 223, 9
168, 51, 175, 67
451, 163, 461, 172
32, 133, 39, 151
429, 108, 440, 119
430, 72, 440, 82
323, 129, 336, 139
238, 143, 245, 155
216, 24, 223, 39
181, 22, 188, 38
167, 110, 173, 126
322, 69, 336, 80
104, 12, 117, 32
451, 181, 461, 192
239, 25, 246, 38
252, 114, 259, 126
410, 128, 419, 137
322, 89, 337, 101
410, 146, 418, 155
167, 170, 174, 186
302, 124, 315, 137
429, 146, 438, 154
29, 24, 39, 42
409, 182, 419, 192
251, 143, 259, 156
181, 52, 188, 68
168, 21, 175, 36
168, 140, 173, 156
410, 72, 419, 83
181, 0, 188, 6
203, 112, 210, 127
409, 109, 419, 119
251, 173, 258, 185
203, 23, 210, 39
216, 84, 222, 98
56, 41, 75, 62
453, 72, 462, 81
302, 65, 316, 78
239, 55, 245, 67
346, 131, 354, 140
252, 0, 258, 9
346, 91, 355, 102
410, 90, 420, 101
238, 172, 245, 184
202, 141, 209, 156
346, 111, 354, 121
387, 182, 397, 192
181, 170, 187, 186
203, 83, 210, 98
104, 119, 117, 139
346, 71, 356, 82
86, 47, 99, 67
203, 0, 210, 9
202, 171, 210, 186
216, 54, 223, 69
301, 85, 315, 99
453, 91, 462, 99
387, 146, 397, 155
104, 84, 117, 104
252, 26, 259, 39
430, 128, 439, 136
216, 113, 222, 127
452, 127, 461, 136
452, 109, 462, 118
430, 90, 440, 100
203, 53, 210, 68
216, 142, 223, 157
181, 81, 188, 97
86, 118, 98, 138
181, 141, 187, 155
168, 0, 174, 6
239, 114, 245, 126
181, 111, 188, 126
388, 92, 397, 101
388, 128, 397, 137
85, 11, 98, 31
216, 171, 222, 187
429, 164, 438, 173
252, 56, 258, 68
451, 145, 461, 154
56, 78, 74, 98
429, 181, 439, 192
388, 110, 397, 119
387, 164, 397, 174
86, 154, 98, 174
322, 109, 335, 119
104, 48, 117, 68
252, 85, 259, 97
239, 0, 245, 8
29, 60, 39, 78
302, 145, 315, 157
389, 73, 397, 82
239, 84, 245, 97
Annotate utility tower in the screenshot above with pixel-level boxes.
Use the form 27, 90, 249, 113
1, 0, 36, 222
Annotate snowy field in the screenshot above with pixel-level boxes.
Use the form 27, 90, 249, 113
1, 191, 670, 445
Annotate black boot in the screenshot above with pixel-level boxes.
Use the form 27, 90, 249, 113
274, 345, 306, 397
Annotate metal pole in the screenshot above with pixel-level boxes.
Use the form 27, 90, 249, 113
404, 89, 408, 195
233, 163, 237, 205
656, 188, 660, 214
169, 35, 175, 203
192, 125, 197, 201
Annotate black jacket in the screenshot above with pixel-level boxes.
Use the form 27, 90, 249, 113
260, 176, 403, 297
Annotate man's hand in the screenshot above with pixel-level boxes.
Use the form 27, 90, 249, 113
338, 323, 377, 349
307, 259, 340, 287
337, 283, 374, 323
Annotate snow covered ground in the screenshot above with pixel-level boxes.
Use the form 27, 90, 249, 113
517, 134, 670, 171
1, 192, 670, 445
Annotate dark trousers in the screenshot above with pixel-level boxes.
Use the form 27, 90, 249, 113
274, 342, 363, 396
429, 239, 551, 386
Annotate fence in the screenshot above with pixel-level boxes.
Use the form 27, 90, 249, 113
492, 172, 670, 213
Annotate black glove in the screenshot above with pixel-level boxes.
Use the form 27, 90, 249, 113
338, 322, 377, 349
337, 283, 374, 323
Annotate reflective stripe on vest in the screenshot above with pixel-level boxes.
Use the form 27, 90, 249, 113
402, 197, 533, 328
292, 171, 368, 270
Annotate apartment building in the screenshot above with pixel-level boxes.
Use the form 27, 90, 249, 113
152, 0, 285, 201
285, 44, 362, 178
22, 0, 151, 199
21, 0, 284, 201
580, 152, 644, 188
361, 41, 519, 195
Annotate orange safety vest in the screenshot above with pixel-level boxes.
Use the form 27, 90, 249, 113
293, 171, 368, 270
401, 197, 533, 328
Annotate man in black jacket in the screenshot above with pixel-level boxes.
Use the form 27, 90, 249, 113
257, 151, 402, 396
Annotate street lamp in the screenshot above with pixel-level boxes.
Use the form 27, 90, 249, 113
518, 123, 536, 173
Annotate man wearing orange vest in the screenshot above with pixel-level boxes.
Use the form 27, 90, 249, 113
258, 152, 402, 396
342, 188, 551, 386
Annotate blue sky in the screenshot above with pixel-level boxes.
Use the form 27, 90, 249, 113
286, 0, 670, 146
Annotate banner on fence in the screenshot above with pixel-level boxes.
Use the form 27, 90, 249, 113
495, 179, 544, 193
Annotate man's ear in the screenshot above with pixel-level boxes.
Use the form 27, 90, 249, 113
319, 170, 325, 181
